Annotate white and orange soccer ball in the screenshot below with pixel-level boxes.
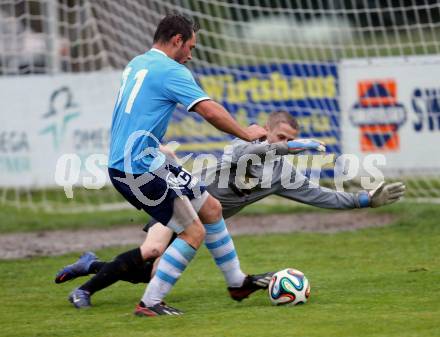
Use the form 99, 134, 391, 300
268, 268, 311, 306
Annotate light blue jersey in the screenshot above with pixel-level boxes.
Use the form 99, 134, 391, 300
108, 48, 210, 174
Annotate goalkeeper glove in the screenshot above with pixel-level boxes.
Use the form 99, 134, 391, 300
369, 181, 406, 208
287, 139, 326, 154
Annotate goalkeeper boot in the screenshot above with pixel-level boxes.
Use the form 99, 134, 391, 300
228, 271, 275, 301
134, 301, 183, 317
55, 252, 98, 284
68, 288, 91, 309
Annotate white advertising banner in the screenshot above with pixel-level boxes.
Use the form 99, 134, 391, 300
0, 71, 120, 187
340, 55, 440, 174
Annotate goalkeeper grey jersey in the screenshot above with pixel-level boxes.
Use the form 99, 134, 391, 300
202, 139, 367, 219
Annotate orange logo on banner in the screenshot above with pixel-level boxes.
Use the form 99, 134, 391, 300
349, 78, 406, 152
360, 125, 399, 151
358, 80, 397, 106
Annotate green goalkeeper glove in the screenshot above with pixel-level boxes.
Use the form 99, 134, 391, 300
369, 181, 406, 208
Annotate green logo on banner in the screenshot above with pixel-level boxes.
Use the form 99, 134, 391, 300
40, 86, 80, 150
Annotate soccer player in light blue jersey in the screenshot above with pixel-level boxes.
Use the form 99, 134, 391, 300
68, 14, 270, 316
59, 112, 405, 312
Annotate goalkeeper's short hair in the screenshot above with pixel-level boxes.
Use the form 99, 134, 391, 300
267, 111, 299, 130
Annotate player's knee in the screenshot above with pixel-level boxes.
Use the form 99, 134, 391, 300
140, 242, 166, 260
209, 198, 223, 222
199, 197, 222, 224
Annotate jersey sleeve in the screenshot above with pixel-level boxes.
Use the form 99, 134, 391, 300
164, 66, 211, 111
274, 164, 366, 209
229, 139, 289, 163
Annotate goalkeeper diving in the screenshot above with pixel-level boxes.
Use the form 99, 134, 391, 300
55, 111, 406, 309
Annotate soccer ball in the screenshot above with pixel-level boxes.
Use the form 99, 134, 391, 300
268, 268, 311, 305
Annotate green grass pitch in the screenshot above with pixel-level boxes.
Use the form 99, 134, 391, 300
0, 203, 439, 337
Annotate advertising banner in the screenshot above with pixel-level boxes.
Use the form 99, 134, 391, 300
168, 63, 340, 159
340, 55, 440, 173
0, 72, 119, 187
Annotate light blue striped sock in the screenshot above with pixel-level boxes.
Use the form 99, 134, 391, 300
204, 218, 246, 287
141, 238, 196, 306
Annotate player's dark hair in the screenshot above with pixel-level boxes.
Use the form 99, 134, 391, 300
267, 111, 299, 130
153, 14, 200, 43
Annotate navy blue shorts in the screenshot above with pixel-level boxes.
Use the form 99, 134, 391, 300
109, 163, 206, 228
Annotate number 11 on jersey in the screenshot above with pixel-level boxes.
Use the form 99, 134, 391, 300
116, 67, 149, 114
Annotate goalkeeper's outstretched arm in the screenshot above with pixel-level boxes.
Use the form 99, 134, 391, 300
275, 166, 405, 209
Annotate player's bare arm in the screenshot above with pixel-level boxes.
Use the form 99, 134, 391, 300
194, 100, 267, 142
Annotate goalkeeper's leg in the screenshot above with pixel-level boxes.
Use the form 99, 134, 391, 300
78, 224, 172, 289
67, 224, 174, 309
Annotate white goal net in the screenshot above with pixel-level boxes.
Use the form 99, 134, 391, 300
1, 0, 439, 211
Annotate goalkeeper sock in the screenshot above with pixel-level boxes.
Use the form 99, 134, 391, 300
79, 248, 146, 294
204, 218, 246, 287
88, 261, 105, 274
141, 238, 196, 306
